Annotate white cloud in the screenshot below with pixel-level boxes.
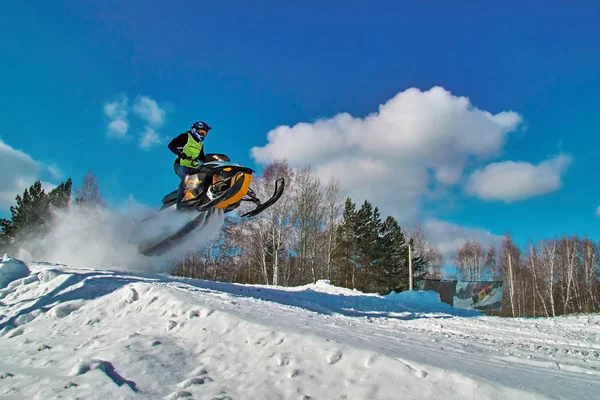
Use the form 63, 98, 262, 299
133, 96, 166, 127
107, 119, 129, 137
0, 140, 66, 211
103, 96, 129, 138
0, 140, 43, 210
251, 86, 523, 223
47, 164, 64, 180
434, 165, 463, 185
139, 127, 161, 150
465, 154, 571, 202
103, 94, 168, 150
423, 218, 503, 263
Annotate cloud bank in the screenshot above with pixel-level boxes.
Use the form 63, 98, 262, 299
251, 86, 524, 223
0, 139, 60, 211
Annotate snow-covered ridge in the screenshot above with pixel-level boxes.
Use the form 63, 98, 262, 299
1, 256, 599, 399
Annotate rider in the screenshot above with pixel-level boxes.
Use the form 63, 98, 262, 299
168, 121, 212, 204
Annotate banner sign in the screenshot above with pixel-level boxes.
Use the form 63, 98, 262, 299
423, 279, 503, 311
453, 281, 503, 311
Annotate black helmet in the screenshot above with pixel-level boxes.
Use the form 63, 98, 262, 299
190, 121, 211, 141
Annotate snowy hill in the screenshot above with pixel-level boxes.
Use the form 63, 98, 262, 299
1, 256, 599, 400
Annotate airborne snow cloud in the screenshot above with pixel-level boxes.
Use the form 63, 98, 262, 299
465, 154, 572, 202
251, 86, 524, 223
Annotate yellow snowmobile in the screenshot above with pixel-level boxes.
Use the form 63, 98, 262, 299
137, 153, 285, 256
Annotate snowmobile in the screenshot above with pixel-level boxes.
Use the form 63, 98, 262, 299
136, 153, 285, 257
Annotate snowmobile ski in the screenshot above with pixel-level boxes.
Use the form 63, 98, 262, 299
240, 178, 285, 218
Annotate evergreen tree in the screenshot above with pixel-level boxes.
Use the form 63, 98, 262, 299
375, 216, 410, 294
0, 217, 13, 250
354, 200, 382, 291
0, 179, 72, 252
48, 178, 73, 210
408, 237, 427, 288
4, 181, 48, 242
334, 198, 358, 288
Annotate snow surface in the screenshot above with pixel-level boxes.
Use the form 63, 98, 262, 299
0, 254, 30, 289
0, 256, 599, 400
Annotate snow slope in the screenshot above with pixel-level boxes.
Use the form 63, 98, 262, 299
1, 256, 599, 400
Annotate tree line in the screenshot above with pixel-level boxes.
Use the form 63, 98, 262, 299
2, 160, 597, 318
171, 161, 444, 295
453, 235, 600, 316
0, 172, 104, 253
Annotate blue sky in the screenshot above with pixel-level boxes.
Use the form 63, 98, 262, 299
1, 0, 599, 259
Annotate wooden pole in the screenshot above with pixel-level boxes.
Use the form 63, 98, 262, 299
409, 243, 413, 291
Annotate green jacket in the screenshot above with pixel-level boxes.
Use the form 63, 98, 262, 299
168, 132, 205, 168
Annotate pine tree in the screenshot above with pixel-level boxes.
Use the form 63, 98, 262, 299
375, 216, 410, 294
48, 178, 73, 210
334, 198, 358, 288
0, 217, 13, 250
354, 200, 382, 291
0, 179, 72, 252
6, 181, 48, 241
408, 237, 428, 288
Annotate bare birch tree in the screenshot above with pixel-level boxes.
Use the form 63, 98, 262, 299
323, 176, 345, 281
538, 239, 558, 317
292, 165, 325, 284
455, 241, 487, 281
581, 239, 599, 311
407, 223, 444, 280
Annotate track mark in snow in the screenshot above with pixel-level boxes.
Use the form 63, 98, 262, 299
38, 269, 61, 283
48, 300, 83, 319
394, 357, 428, 378
147, 295, 158, 306
85, 317, 101, 326
211, 393, 233, 400
71, 359, 139, 393
179, 375, 214, 388
289, 369, 301, 378
201, 308, 215, 317
187, 308, 214, 319
123, 287, 139, 303
365, 354, 377, 367
15, 310, 43, 326
166, 320, 178, 331
277, 353, 291, 366
327, 349, 343, 365
0, 372, 14, 379
167, 390, 192, 399
7, 327, 23, 338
